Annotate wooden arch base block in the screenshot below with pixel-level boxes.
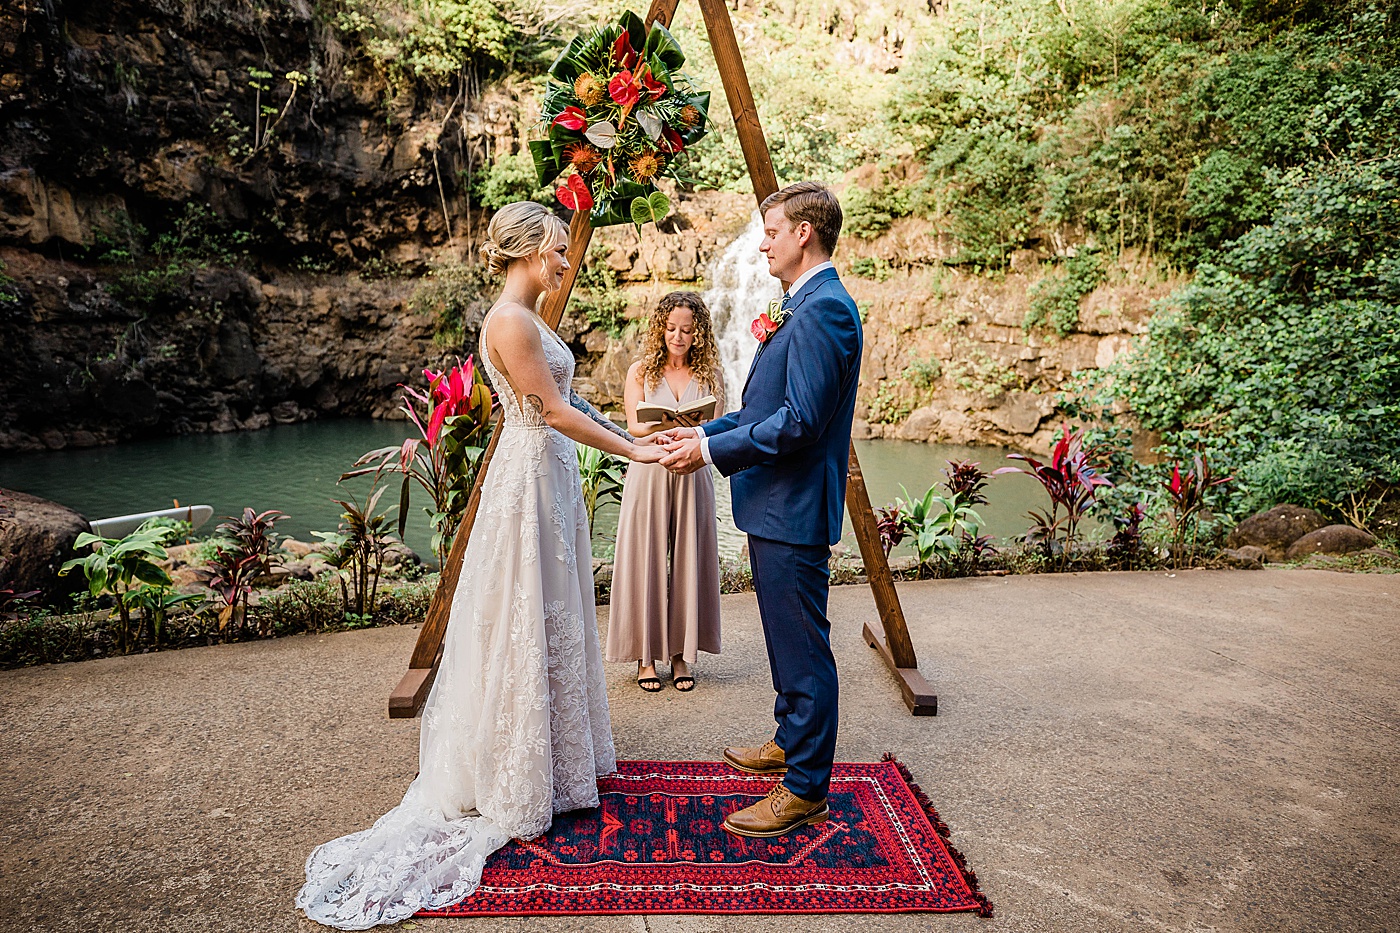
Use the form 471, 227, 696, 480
863, 624, 937, 716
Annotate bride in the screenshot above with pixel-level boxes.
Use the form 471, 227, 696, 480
297, 201, 664, 929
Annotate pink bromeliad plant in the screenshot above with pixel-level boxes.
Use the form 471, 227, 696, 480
345, 357, 494, 565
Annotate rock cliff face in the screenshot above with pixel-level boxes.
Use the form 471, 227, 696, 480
0, 0, 1172, 456
0, 0, 513, 449
839, 223, 1182, 453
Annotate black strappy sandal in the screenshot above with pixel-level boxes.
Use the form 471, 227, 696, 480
673, 675, 695, 692
637, 664, 664, 693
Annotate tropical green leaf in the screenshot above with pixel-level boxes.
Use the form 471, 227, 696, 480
132, 563, 173, 587
619, 10, 646, 52
529, 139, 560, 186
630, 190, 671, 231
644, 22, 685, 71
72, 531, 107, 550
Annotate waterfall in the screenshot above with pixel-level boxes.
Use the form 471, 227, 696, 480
702, 213, 781, 411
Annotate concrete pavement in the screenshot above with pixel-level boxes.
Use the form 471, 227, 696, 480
1, 569, 1396, 932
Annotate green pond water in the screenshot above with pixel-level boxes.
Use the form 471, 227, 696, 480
0, 420, 1062, 565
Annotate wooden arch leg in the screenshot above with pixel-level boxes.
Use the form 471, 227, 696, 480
695, 0, 935, 715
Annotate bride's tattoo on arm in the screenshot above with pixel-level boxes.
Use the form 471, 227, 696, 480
569, 389, 631, 439
525, 394, 545, 417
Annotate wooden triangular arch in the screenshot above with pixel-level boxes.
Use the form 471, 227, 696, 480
389, 0, 937, 719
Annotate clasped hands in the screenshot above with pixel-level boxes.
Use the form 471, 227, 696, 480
629, 413, 706, 474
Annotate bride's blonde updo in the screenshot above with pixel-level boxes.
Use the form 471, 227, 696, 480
479, 201, 569, 278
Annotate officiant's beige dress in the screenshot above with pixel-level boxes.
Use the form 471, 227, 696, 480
607, 376, 722, 665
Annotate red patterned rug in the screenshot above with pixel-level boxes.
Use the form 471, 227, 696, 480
418, 755, 992, 917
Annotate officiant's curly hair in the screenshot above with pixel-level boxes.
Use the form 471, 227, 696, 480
641, 291, 723, 404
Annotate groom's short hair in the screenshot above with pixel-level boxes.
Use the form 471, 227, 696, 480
761, 181, 842, 256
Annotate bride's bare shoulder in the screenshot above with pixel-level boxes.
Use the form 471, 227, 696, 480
484, 304, 540, 344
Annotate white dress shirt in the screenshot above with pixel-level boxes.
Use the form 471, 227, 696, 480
697, 260, 836, 465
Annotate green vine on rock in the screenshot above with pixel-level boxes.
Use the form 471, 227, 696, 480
1024, 248, 1104, 338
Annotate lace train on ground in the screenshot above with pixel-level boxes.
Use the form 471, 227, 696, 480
296, 311, 616, 929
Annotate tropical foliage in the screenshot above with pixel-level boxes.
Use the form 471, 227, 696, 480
314, 486, 396, 624
531, 10, 710, 227
577, 442, 628, 532
347, 358, 494, 564
996, 425, 1114, 567
197, 508, 288, 635
59, 522, 177, 654
1078, 156, 1400, 516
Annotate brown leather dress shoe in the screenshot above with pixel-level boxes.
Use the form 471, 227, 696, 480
723, 784, 829, 838
722, 739, 787, 774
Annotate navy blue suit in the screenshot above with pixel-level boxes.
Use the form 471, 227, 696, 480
705, 266, 862, 800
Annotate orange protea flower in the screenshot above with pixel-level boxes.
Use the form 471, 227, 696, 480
574, 73, 606, 107
628, 149, 664, 181
563, 142, 603, 173
679, 104, 701, 128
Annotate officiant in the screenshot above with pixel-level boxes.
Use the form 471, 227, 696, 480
606, 291, 724, 693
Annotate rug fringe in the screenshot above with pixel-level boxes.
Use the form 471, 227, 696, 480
881, 752, 994, 918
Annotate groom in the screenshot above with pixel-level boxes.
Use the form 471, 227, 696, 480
660, 181, 862, 838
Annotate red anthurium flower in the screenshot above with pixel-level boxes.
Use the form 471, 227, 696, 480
659, 127, 685, 154
608, 71, 640, 109
637, 63, 667, 100
556, 173, 594, 212
552, 106, 587, 132
751, 311, 780, 342
611, 31, 638, 70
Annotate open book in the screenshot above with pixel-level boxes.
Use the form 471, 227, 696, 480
636, 394, 718, 424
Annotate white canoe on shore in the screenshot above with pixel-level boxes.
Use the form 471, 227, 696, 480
89, 505, 215, 539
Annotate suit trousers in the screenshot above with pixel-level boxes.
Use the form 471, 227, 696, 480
747, 534, 838, 800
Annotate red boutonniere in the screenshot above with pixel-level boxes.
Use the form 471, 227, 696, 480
750, 299, 790, 343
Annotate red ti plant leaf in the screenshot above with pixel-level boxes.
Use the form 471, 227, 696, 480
556, 173, 594, 212
995, 423, 1113, 566
552, 106, 587, 131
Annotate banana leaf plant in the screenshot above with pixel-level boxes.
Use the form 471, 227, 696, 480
893, 484, 986, 570
59, 523, 175, 653
995, 425, 1113, 568
345, 357, 493, 566
577, 442, 628, 532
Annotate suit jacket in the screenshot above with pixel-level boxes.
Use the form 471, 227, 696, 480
705, 266, 863, 547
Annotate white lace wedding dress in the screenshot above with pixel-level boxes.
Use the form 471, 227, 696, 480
296, 311, 617, 929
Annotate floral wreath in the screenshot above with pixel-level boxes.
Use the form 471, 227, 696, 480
530, 10, 710, 229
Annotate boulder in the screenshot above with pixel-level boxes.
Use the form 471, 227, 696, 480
1221, 545, 1265, 570
1226, 505, 1328, 562
383, 543, 422, 567
894, 406, 940, 441
0, 488, 91, 599
1285, 525, 1377, 560
281, 538, 323, 558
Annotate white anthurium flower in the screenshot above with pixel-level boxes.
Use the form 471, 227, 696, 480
585, 120, 618, 149
635, 109, 663, 141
